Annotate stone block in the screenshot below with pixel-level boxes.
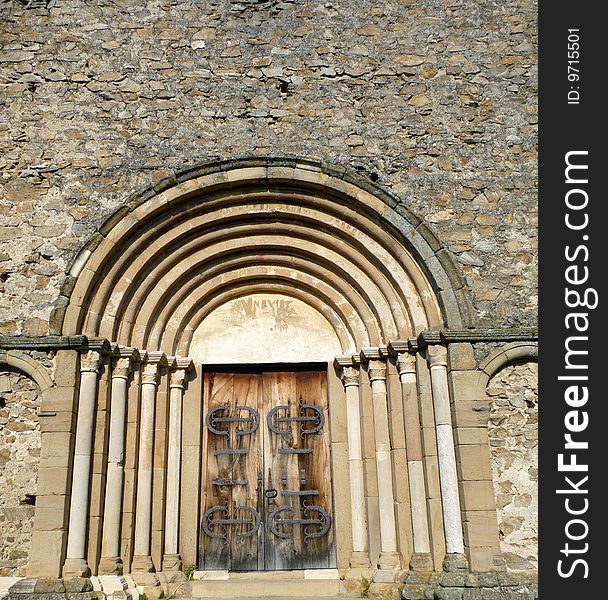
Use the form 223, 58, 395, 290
361, 414, 376, 460
37, 467, 71, 496
421, 426, 438, 458
392, 447, 410, 502
463, 512, 500, 549
451, 401, 490, 428
427, 497, 446, 569
41, 386, 78, 415
363, 457, 378, 497
54, 351, 81, 388
39, 411, 77, 434
447, 344, 477, 371
401, 583, 428, 600
435, 586, 463, 600
456, 444, 493, 481
449, 371, 484, 404
40, 432, 74, 468
32, 494, 69, 531
330, 441, 352, 570
460, 480, 496, 512
423, 455, 441, 499
453, 427, 489, 446
64, 578, 94, 593
26, 530, 66, 577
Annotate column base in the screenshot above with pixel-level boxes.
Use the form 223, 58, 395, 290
162, 553, 182, 572
62, 558, 90, 578
98, 556, 123, 575
409, 552, 434, 572
349, 551, 371, 568
442, 552, 469, 572
131, 555, 155, 573
377, 551, 401, 570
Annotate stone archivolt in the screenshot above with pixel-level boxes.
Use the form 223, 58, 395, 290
59, 160, 463, 358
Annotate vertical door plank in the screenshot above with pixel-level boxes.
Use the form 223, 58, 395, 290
229, 374, 262, 571
263, 371, 299, 570
295, 370, 334, 569
201, 372, 233, 570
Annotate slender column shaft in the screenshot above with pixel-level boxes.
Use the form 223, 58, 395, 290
365, 356, 400, 569
339, 364, 369, 564
132, 353, 165, 572
396, 352, 432, 568
163, 361, 191, 570
99, 351, 136, 574
427, 345, 465, 555
63, 350, 102, 577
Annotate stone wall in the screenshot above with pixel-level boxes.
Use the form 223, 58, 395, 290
0, 0, 537, 336
0, 369, 42, 576
487, 361, 538, 571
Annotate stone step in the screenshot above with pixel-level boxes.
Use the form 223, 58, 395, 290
186, 578, 343, 598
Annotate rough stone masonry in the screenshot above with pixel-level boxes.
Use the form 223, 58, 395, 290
0, 0, 538, 598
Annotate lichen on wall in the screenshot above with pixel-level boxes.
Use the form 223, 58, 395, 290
0, 369, 42, 576
487, 361, 538, 571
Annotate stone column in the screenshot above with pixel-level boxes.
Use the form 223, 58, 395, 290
335, 357, 370, 568
162, 358, 193, 572
427, 344, 466, 568
132, 352, 166, 573
394, 349, 433, 571
99, 347, 139, 575
361, 349, 400, 570
63, 348, 103, 577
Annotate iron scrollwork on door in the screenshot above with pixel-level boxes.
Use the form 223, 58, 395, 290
269, 502, 332, 543
202, 501, 261, 542
267, 398, 324, 437
206, 404, 260, 438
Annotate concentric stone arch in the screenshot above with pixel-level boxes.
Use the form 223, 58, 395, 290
53, 157, 474, 352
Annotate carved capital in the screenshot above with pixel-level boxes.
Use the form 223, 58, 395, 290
112, 357, 132, 380
141, 362, 161, 386
169, 368, 187, 389
80, 350, 102, 374
427, 344, 448, 369
396, 352, 416, 377
367, 359, 387, 382
340, 365, 359, 388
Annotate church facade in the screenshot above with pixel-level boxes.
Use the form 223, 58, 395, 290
1, 1, 537, 599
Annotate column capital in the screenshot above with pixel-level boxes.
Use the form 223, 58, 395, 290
167, 357, 193, 389
80, 350, 102, 374
141, 362, 161, 386
112, 357, 132, 380
169, 369, 187, 389
341, 365, 360, 388
367, 359, 387, 382
395, 351, 416, 376
111, 347, 139, 380
141, 352, 166, 386
427, 344, 448, 368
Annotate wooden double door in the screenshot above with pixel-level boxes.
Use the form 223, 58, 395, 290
200, 369, 335, 571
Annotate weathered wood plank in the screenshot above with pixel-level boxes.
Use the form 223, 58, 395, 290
230, 374, 262, 571
201, 372, 233, 570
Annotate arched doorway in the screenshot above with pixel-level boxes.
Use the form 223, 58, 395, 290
51, 158, 472, 582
